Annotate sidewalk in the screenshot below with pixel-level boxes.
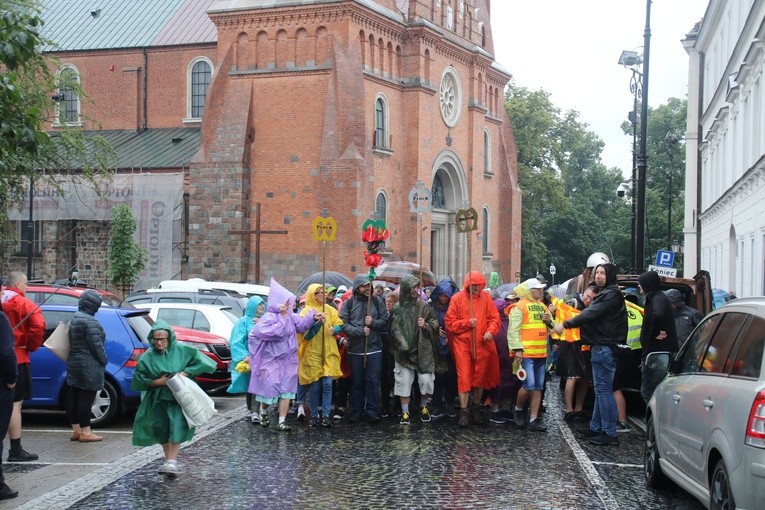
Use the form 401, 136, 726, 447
1, 401, 247, 510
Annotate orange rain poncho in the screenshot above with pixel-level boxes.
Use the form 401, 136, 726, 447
444, 272, 501, 393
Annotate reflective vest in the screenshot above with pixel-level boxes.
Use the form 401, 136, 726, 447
625, 301, 644, 350
518, 299, 548, 358
549, 296, 581, 342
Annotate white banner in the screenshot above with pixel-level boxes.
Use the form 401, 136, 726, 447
9, 174, 183, 285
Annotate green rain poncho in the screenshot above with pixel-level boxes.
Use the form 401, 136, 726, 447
131, 320, 217, 447
390, 275, 441, 373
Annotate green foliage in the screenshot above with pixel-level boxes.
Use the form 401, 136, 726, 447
107, 204, 146, 295
0, 0, 115, 260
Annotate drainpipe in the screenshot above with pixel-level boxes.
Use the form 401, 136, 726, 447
142, 47, 148, 131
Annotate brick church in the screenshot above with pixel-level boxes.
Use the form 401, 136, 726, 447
12, 0, 521, 291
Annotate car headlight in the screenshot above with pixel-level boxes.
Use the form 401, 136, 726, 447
176, 340, 210, 352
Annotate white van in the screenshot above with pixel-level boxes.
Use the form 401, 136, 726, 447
158, 279, 269, 299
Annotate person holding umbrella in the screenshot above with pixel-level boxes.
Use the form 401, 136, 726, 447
444, 271, 501, 428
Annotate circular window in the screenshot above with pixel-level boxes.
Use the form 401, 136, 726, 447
439, 68, 462, 127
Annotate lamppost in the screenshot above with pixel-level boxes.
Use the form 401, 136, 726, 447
664, 132, 680, 251
618, 49, 641, 272
618, 0, 652, 273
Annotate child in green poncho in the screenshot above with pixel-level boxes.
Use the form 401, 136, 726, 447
131, 320, 216, 476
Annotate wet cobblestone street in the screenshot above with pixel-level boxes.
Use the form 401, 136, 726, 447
65, 382, 703, 510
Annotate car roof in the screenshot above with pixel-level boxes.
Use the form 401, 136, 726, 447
133, 303, 233, 311
27, 284, 124, 306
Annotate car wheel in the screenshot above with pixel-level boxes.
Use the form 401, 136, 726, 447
710, 459, 736, 510
90, 379, 121, 427
644, 415, 669, 489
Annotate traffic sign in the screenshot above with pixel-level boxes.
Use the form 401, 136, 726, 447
549, 265, 556, 275
647, 264, 677, 277
656, 250, 675, 268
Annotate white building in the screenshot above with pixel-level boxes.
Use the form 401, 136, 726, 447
683, 0, 765, 297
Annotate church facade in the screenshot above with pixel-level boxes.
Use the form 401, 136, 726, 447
13, 0, 520, 291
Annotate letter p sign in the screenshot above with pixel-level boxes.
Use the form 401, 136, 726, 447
656, 250, 675, 268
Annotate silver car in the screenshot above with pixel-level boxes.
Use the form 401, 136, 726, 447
644, 297, 765, 510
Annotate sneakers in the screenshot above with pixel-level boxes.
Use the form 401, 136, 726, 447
420, 406, 431, 423
527, 419, 547, 432
0, 483, 18, 500
250, 412, 261, 424
158, 460, 180, 476
297, 406, 306, 422
490, 411, 506, 424
277, 422, 291, 432
7, 449, 38, 462
321, 416, 333, 428
589, 433, 620, 446
616, 421, 631, 433
458, 409, 470, 428
380, 407, 390, 418
332, 408, 345, 420
430, 407, 444, 419
576, 427, 602, 438
400, 411, 410, 425
309, 417, 319, 428
513, 409, 526, 429
471, 405, 488, 425
260, 412, 270, 428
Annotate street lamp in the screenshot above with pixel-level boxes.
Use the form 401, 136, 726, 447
618, 51, 641, 272
664, 132, 680, 251
618, 1, 652, 273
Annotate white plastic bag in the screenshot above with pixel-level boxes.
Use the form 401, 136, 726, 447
165, 373, 217, 427
43, 321, 71, 361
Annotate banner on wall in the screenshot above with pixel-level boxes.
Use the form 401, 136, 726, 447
9, 173, 184, 286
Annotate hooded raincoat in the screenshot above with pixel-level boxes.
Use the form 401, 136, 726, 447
132, 320, 217, 447
638, 271, 679, 357
66, 290, 107, 391
227, 295, 265, 395
390, 275, 440, 373
298, 284, 343, 385
444, 272, 501, 392
248, 279, 317, 402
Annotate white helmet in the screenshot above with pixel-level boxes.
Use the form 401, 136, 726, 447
586, 252, 610, 268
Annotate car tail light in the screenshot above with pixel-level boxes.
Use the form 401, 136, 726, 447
746, 389, 765, 448
125, 348, 148, 368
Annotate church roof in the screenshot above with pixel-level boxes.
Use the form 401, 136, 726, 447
78, 128, 201, 170
40, 0, 217, 51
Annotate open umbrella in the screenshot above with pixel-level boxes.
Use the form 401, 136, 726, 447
297, 271, 353, 293
493, 282, 517, 299
373, 261, 437, 288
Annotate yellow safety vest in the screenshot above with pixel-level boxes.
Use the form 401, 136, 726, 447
625, 301, 644, 350
518, 299, 548, 358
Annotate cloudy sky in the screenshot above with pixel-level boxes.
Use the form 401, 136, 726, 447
490, 0, 709, 176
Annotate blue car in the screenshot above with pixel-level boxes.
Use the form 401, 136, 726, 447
24, 305, 153, 427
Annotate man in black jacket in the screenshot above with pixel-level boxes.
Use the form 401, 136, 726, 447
0, 298, 19, 500
554, 263, 626, 446
339, 275, 389, 423
638, 271, 678, 402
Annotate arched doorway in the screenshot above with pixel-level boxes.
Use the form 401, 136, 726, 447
430, 150, 468, 283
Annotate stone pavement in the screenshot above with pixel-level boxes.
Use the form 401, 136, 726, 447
1, 383, 704, 510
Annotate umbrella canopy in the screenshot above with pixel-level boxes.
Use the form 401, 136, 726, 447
493, 282, 518, 299
373, 261, 437, 288
297, 271, 353, 293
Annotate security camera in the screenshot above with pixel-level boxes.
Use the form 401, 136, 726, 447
617, 188, 625, 198
616, 182, 630, 198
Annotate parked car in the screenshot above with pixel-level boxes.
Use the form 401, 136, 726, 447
125, 288, 248, 317
25, 305, 231, 427
26, 283, 125, 308
643, 297, 765, 510
131, 302, 237, 340
157, 278, 269, 300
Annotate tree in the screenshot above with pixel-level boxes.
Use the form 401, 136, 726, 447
0, 1, 114, 260
107, 205, 146, 296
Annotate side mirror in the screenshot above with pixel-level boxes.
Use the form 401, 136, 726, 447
645, 351, 671, 372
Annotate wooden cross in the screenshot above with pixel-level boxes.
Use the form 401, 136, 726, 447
228, 202, 288, 284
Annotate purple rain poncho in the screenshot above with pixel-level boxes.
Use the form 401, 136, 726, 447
248, 278, 317, 401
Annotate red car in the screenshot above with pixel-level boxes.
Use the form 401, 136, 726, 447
26, 283, 124, 307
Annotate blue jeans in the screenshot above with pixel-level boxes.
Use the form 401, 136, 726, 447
347, 351, 382, 419
309, 376, 333, 418
590, 345, 617, 437
296, 383, 308, 405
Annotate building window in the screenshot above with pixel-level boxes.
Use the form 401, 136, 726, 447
439, 67, 462, 127
57, 66, 80, 125
375, 191, 388, 225
482, 207, 490, 254
18, 220, 41, 257
483, 129, 492, 175
187, 58, 213, 120
374, 95, 390, 149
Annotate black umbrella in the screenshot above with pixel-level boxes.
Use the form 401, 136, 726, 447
298, 271, 353, 293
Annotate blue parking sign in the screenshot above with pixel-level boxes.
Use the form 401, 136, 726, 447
656, 250, 675, 268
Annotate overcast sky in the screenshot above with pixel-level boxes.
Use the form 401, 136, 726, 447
491, 0, 710, 177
